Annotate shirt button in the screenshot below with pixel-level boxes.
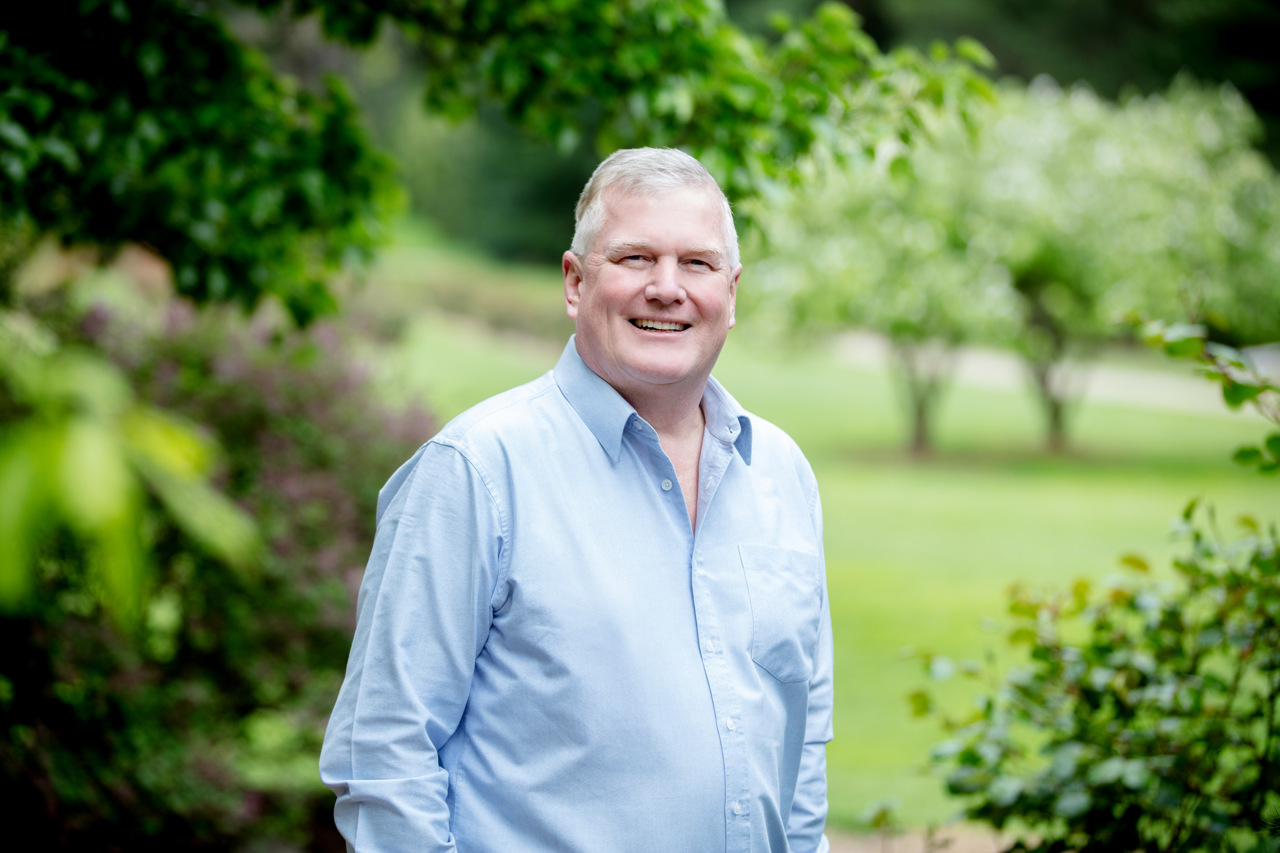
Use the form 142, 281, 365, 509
725, 717, 736, 731
704, 639, 717, 653
661, 478, 673, 491
733, 802, 743, 815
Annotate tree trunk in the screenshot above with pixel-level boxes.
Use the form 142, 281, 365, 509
1046, 393, 1067, 453
1029, 357, 1071, 453
889, 339, 954, 457
909, 388, 931, 456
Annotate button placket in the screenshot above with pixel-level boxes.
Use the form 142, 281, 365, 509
691, 546, 751, 850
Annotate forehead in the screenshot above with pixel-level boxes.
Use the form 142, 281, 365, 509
595, 186, 728, 252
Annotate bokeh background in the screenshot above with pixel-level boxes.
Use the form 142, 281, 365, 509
2, 1, 1278, 849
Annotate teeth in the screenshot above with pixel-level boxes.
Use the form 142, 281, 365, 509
633, 319, 688, 331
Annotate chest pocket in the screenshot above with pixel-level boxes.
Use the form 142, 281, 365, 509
739, 544, 825, 683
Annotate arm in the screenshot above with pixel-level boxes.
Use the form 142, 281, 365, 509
787, 597, 834, 852
787, 488, 834, 853
319, 441, 507, 852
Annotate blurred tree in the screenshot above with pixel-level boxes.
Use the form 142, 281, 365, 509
230, 0, 904, 263
752, 77, 1280, 452
880, 0, 1280, 164
745, 105, 1017, 454
222, 0, 876, 204
3, 0, 989, 295
0, 0, 396, 323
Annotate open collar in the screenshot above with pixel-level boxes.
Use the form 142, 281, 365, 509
553, 337, 753, 466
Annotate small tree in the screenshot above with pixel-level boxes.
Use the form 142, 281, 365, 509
744, 40, 1004, 454
747, 133, 1017, 454
916, 323, 1280, 851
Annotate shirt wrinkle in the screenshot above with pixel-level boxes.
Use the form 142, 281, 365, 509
430, 438, 513, 610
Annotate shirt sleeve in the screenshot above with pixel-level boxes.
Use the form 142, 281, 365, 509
319, 441, 507, 853
787, 486, 834, 853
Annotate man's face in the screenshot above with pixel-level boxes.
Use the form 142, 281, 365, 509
563, 187, 741, 407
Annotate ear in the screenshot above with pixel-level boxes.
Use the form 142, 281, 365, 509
563, 251, 585, 321
727, 263, 742, 329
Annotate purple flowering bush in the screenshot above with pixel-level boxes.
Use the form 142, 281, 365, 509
0, 283, 431, 849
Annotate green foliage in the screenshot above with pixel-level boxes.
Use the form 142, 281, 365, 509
0, 277, 429, 846
3, 0, 996, 309
1, 0, 397, 322
883, 0, 1280, 166
381, 103, 601, 263
244, 0, 989, 204
918, 325, 1280, 851
753, 75, 1280, 452
0, 306, 257, 627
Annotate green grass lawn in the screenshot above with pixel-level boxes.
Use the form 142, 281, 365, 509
352, 233, 1277, 829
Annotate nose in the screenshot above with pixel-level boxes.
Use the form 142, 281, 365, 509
644, 258, 685, 304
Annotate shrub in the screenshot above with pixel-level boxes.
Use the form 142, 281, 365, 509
0, 277, 431, 849
917, 329, 1280, 852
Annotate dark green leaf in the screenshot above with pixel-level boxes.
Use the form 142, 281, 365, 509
1234, 446, 1265, 466
1222, 380, 1263, 409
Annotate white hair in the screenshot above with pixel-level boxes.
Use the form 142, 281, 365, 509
570, 148, 739, 267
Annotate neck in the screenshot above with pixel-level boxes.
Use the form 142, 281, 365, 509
621, 383, 707, 443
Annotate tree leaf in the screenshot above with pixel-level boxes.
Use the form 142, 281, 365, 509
989, 775, 1022, 807
1087, 756, 1125, 784
1053, 789, 1092, 818
1222, 380, 1263, 409
1161, 323, 1206, 357
1234, 446, 1264, 466
955, 37, 996, 70
1119, 553, 1149, 572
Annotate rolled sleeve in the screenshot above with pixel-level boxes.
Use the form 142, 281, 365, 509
319, 442, 507, 852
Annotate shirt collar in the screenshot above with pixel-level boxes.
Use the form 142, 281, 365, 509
701, 372, 753, 466
553, 337, 753, 466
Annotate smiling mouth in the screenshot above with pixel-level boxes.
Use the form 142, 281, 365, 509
631, 319, 690, 332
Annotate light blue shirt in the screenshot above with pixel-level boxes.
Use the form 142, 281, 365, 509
320, 338, 833, 852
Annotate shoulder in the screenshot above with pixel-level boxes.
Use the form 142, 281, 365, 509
433, 371, 562, 445
706, 374, 817, 489
746, 410, 819, 490
375, 372, 568, 526
421, 369, 583, 471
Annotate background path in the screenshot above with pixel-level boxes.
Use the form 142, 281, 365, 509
835, 331, 1280, 416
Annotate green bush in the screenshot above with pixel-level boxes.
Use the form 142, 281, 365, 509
917, 331, 1280, 851
0, 280, 431, 848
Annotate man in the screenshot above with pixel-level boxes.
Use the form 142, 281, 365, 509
320, 147, 833, 852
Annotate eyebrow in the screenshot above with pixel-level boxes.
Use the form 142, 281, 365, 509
603, 240, 726, 264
